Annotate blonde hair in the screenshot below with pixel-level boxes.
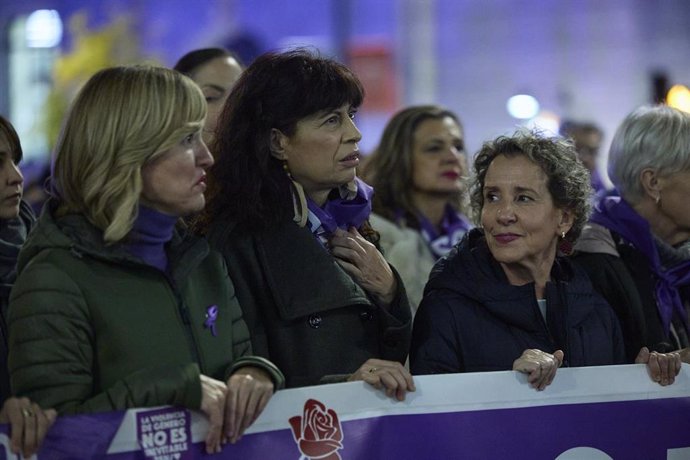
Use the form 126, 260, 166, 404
53, 65, 206, 243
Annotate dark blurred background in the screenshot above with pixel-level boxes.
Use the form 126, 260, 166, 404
1, 0, 689, 187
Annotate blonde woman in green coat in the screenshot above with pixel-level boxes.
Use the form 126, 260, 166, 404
7, 66, 284, 454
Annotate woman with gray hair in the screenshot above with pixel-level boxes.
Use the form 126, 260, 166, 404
411, 130, 681, 389
574, 105, 690, 371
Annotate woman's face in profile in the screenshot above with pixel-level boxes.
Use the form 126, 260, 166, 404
480, 154, 571, 272
655, 168, 690, 237
411, 116, 466, 197
191, 56, 243, 145
140, 130, 214, 217
0, 132, 23, 220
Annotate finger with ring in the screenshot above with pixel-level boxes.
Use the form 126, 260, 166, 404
368, 367, 378, 373
21, 407, 34, 417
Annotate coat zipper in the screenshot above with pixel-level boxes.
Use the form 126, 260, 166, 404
165, 274, 204, 372
68, 244, 206, 371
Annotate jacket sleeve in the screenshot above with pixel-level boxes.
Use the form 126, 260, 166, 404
610, 306, 627, 365
410, 289, 465, 375
8, 260, 202, 414
573, 252, 651, 362
221, 260, 285, 390
375, 266, 413, 365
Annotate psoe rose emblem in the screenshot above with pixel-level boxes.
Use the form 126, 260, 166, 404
289, 399, 344, 460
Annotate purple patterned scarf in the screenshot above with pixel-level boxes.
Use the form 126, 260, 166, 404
306, 178, 373, 239
417, 205, 473, 259
590, 194, 690, 336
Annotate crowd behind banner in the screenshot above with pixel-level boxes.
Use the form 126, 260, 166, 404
0, 47, 688, 456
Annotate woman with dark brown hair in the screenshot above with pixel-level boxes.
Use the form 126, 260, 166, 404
173, 47, 243, 146
197, 49, 415, 399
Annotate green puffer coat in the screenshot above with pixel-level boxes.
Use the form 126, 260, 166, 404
8, 204, 284, 414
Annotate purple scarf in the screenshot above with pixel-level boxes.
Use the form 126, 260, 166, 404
306, 178, 373, 237
417, 205, 473, 259
590, 194, 690, 336
590, 169, 607, 194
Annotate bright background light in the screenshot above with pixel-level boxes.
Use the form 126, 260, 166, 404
25, 9, 62, 48
667, 84, 690, 113
506, 94, 540, 119
526, 110, 561, 136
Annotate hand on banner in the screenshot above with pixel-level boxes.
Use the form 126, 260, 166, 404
512, 349, 563, 391
679, 347, 690, 365
199, 374, 228, 454
0, 397, 57, 458
224, 366, 274, 444
635, 347, 682, 386
199, 368, 275, 453
329, 227, 396, 307
348, 358, 415, 401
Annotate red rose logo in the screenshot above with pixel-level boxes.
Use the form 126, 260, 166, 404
289, 399, 344, 460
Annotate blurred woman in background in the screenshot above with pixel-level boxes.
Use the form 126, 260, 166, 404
174, 47, 244, 147
361, 105, 472, 312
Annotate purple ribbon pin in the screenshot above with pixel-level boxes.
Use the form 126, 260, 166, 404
204, 305, 218, 337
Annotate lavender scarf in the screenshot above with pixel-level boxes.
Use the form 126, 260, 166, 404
306, 178, 373, 239
417, 205, 473, 259
590, 194, 690, 336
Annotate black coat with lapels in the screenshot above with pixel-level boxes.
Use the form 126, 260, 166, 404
207, 217, 412, 388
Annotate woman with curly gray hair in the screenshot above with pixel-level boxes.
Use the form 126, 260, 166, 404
410, 130, 681, 390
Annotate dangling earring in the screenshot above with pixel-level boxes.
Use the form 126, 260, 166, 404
284, 161, 308, 227
559, 230, 574, 256
655, 195, 661, 206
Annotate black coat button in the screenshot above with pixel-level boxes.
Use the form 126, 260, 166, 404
308, 314, 322, 328
359, 310, 373, 321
